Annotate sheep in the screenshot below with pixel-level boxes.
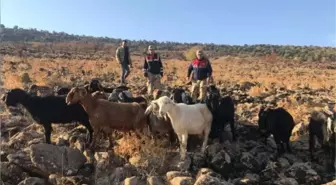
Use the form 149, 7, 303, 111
146, 96, 213, 160
28, 84, 53, 97
65, 86, 149, 149
205, 84, 236, 142
118, 91, 147, 104
171, 88, 194, 104
2, 88, 93, 144
258, 106, 295, 156
308, 110, 336, 170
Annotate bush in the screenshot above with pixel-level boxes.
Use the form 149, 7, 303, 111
184, 46, 202, 61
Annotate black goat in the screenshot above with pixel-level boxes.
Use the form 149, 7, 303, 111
308, 111, 336, 171
54, 86, 71, 96
89, 79, 128, 93
205, 85, 236, 142
118, 91, 147, 104
2, 88, 93, 145
258, 106, 295, 156
171, 88, 194, 104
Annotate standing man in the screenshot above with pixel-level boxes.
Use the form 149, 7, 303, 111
186, 50, 213, 103
115, 40, 132, 85
143, 45, 163, 96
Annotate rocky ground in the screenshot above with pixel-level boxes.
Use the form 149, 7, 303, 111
1, 82, 336, 185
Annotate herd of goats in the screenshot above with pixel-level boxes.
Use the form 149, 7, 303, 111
1, 78, 335, 172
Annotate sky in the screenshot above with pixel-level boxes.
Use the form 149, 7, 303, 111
1, 0, 335, 47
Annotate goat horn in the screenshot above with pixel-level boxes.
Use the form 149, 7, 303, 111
145, 104, 153, 115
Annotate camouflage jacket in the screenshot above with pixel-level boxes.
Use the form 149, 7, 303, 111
115, 46, 132, 65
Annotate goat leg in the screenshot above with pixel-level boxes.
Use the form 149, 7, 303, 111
89, 132, 97, 151
285, 132, 292, 153
331, 146, 336, 173
169, 130, 177, 145
181, 134, 188, 161
230, 119, 236, 141
108, 134, 114, 149
81, 121, 93, 144
273, 135, 283, 157
286, 142, 292, 153
177, 134, 184, 160
309, 133, 316, 161
42, 123, 53, 144
201, 126, 211, 154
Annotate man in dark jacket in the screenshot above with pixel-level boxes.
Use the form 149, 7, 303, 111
186, 50, 213, 103
143, 45, 163, 96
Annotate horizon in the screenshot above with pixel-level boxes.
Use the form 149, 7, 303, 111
1, 0, 335, 47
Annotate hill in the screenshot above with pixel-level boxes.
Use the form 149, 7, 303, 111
1, 24, 336, 61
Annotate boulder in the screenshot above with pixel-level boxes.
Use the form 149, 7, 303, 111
169, 176, 195, 185
29, 143, 86, 175
123, 176, 147, 185
285, 162, 321, 184
1, 162, 29, 185
147, 176, 166, 185
194, 174, 232, 185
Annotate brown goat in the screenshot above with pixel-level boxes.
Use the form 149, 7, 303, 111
65, 87, 149, 149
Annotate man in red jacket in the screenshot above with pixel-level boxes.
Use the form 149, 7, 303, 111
143, 45, 163, 96
186, 50, 213, 103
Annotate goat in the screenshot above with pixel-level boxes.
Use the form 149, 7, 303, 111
28, 84, 53, 97
171, 88, 194, 104
205, 85, 236, 142
258, 106, 295, 156
145, 102, 177, 144
2, 88, 93, 144
308, 110, 336, 171
65, 86, 149, 149
118, 91, 147, 104
146, 96, 213, 160
92, 91, 108, 100
153, 89, 171, 100
54, 86, 71, 96
89, 79, 128, 93
108, 88, 132, 102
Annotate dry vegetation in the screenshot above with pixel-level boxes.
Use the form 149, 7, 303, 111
1, 53, 336, 181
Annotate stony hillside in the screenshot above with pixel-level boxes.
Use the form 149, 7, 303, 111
1, 81, 336, 185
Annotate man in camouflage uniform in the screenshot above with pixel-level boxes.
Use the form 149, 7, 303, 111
115, 40, 132, 85
186, 50, 213, 103
143, 45, 163, 96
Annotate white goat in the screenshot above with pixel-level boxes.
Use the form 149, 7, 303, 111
145, 96, 213, 160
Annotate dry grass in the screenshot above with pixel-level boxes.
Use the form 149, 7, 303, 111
113, 132, 171, 175
2, 55, 335, 90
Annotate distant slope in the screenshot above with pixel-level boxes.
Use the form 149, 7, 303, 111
1, 24, 335, 61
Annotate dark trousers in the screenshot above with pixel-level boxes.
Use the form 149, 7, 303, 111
121, 62, 130, 83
